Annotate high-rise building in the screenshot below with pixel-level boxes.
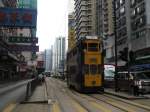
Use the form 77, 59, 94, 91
96, 0, 115, 64
68, 12, 76, 51
114, 0, 150, 65
16, 0, 38, 66
53, 37, 66, 72
0, 0, 38, 80
130, 0, 150, 63
0, 0, 19, 81
74, 0, 97, 40
44, 47, 53, 72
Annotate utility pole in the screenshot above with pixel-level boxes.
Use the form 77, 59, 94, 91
113, 0, 118, 92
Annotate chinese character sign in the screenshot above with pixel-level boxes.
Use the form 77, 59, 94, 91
0, 8, 37, 28
8, 36, 38, 43
10, 45, 39, 52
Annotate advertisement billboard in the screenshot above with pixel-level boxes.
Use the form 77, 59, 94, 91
0, 7, 37, 28
8, 36, 38, 43
10, 45, 39, 52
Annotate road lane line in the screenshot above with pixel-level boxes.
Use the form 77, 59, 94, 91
71, 100, 88, 112
90, 101, 112, 112
2, 103, 16, 112
107, 100, 136, 112
52, 101, 61, 112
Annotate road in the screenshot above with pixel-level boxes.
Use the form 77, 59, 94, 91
2, 77, 150, 112
0, 80, 31, 112
45, 78, 150, 112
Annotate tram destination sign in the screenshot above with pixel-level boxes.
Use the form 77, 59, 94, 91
8, 37, 38, 43
0, 8, 37, 28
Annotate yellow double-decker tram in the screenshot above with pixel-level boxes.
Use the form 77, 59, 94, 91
66, 36, 104, 92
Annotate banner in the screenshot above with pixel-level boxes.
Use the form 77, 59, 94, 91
8, 36, 38, 43
10, 45, 39, 52
0, 8, 37, 28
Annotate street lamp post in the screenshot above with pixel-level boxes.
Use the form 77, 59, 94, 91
113, 0, 118, 92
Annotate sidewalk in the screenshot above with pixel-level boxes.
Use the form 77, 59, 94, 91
13, 82, 48, 112
105, 88, 149, 100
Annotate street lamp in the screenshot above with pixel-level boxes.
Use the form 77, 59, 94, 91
113, 0, 118, 92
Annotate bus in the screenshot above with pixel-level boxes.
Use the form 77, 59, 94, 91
66, 36, 104, 92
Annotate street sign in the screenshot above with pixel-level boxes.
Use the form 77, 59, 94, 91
8, 36, 38, 43
0, 7, 37, 28
9, 45, 39, 52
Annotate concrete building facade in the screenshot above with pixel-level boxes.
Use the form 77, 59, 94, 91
74, 0, 97, 40
53, 37, 66, 73
114, 0, 150, 65
68, 12, 76, 51
96, 0, 115, 64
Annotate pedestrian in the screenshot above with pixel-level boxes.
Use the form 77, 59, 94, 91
133, 80, 139, 96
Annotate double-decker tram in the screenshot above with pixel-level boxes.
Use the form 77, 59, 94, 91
66, 36, 104, 92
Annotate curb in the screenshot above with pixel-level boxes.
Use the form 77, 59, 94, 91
104, 90, 148, 100
104, 92, 150, 111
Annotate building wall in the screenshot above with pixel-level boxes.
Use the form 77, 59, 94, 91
74, 0, 97, 40
68, 12, 76, 51
53, 37, 66, 72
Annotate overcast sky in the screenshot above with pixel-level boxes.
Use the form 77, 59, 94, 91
37, 0, 74, 51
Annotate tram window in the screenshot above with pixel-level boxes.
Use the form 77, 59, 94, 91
84, 65, 89, 74
88, 43, 98, 51
90, 65, 97, 74
83, 43, 87, 51
98, 65, 102, 74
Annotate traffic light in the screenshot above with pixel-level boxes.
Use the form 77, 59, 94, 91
129, 51, 136, 64
119, 47, 128, 62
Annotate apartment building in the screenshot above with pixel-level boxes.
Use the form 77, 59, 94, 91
68, 12, 76, 51
74, 0, 97, 40
115, 0, 150, 64
53, 37, 66, 72
130, 0, 150, 63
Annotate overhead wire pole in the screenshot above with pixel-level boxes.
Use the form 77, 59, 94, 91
113, 0, 118, 92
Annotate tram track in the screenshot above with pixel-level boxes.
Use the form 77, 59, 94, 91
53, 78, 150, 112
88, 93, 150, 112
71, 90, 128, 112
56, 79, 125, 112
51, 78, 90, 112
101, 93, 150, 111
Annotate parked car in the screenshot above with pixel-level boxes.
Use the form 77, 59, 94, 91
117, 71, 150, 94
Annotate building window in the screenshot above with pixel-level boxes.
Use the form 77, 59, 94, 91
138, 3, 145, 14
121, 17, 126, 26
131, 0, 136, 7
131, 9, 136, 18
131, 21, 137, 31
137, 0, 142, 3
121, 27, 127, 36
116, 10, 120, 19
116, 1, 120, 9
120, 7, 125, 15
117, 37, 127, 46
120, 0, 125, 5
131, 33, 136, 40
139, 30, 146, 38
139, 15, 146, 26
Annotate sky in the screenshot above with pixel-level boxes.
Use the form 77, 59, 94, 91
37, 0, 74, 51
